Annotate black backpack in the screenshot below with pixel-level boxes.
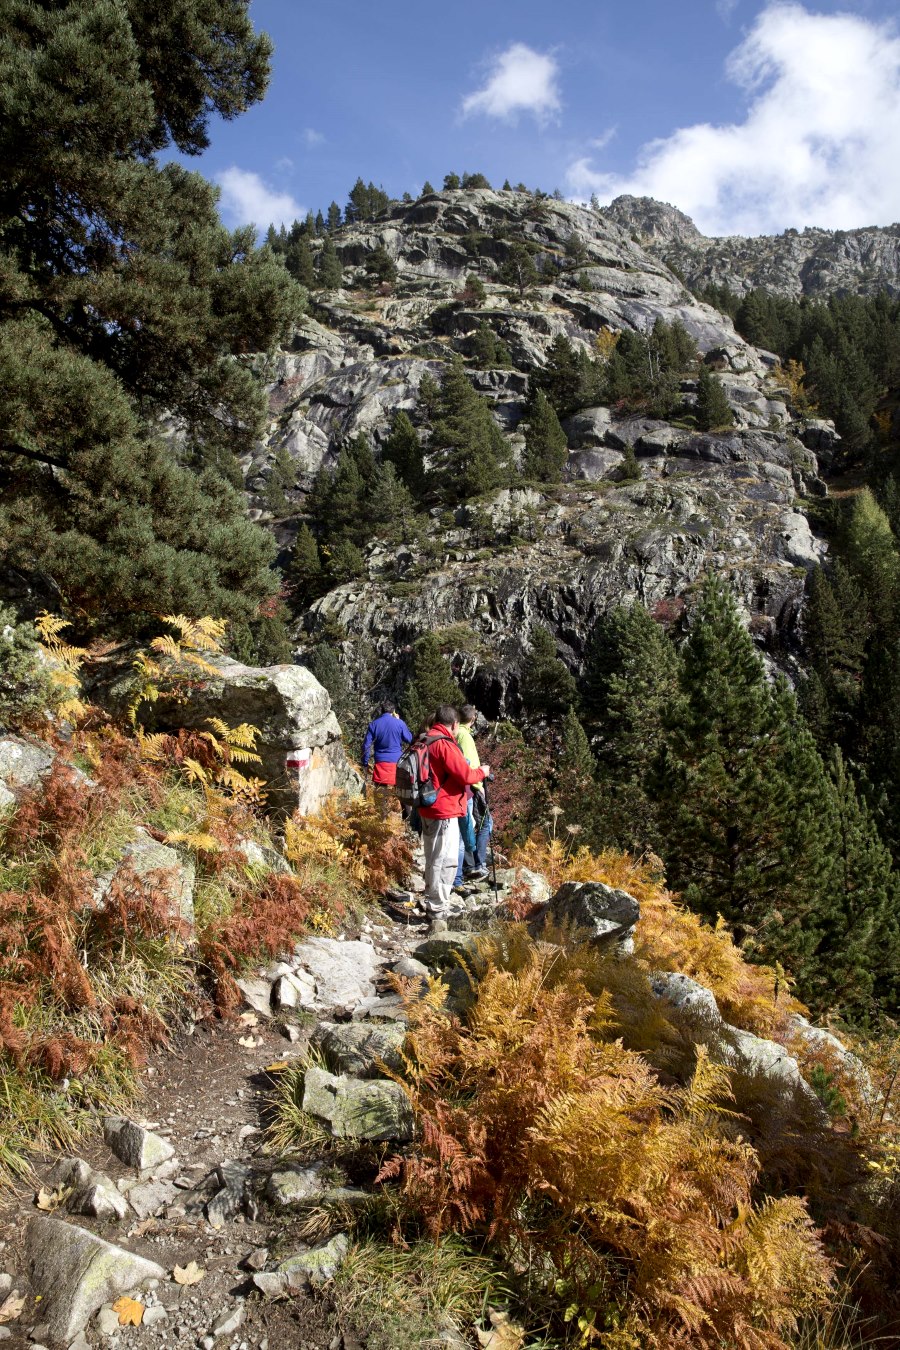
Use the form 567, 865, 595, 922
395, 733, 453, 807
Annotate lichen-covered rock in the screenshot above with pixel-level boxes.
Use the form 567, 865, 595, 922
302, 1066, 414, 1141
278, 1232, 350, 1287
26, 1216, 165, 1342
311, 1019, 406, 1077
413, 932, 482, 969
153, 657, 360, 815
544, 880, 640, 946
0, 735, 54, 789
93, 828, 195, 927
265, 1163, 325, 1208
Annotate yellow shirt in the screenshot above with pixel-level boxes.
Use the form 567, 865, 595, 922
456, 723, 483, 793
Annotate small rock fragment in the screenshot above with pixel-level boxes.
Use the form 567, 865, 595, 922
265, 1164, 324, 1209
104, 1118, 175, 1174
211, 1304, 245, 1338
278, 1233, 349, 1286
127, 1179, 178, 1221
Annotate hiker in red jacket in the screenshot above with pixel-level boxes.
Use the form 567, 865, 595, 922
418, 704, 489, 917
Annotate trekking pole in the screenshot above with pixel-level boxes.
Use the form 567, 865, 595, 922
481, 774, 499, 903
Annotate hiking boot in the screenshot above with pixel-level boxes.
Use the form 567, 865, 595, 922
465, 868, 489, 882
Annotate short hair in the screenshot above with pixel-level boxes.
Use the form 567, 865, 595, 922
436, 704, 459, 727
379, 700, 395, 715
459, 703, 477, 724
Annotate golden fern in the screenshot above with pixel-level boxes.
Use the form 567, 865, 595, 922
35, 612, 88, 721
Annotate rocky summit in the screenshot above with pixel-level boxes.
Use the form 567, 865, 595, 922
602, 194, 900, 299
243, 187, 837, 707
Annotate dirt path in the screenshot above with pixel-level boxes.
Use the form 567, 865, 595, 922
0, 860, 465, 1350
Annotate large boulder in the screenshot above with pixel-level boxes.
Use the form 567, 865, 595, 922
542, 880, 640, 947
26, 1216, 165, 1342
311, 1020, 406, 1077
155, 657, 361, 815
0, 734, 54, 791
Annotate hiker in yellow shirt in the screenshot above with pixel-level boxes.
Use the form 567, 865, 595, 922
454, 704, 491, 886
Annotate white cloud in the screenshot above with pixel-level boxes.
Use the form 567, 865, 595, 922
567, 3, 900, 235
216, 167, 304, 229
461, 42, 560, 122
302, 128, 325, 148
589, 127, 617, 151
716, 0, 739, 20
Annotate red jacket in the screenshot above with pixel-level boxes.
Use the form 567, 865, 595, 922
418, 723, 487, 820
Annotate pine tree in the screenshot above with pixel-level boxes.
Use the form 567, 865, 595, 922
470, 322, 511, 369
428, 358, 511, 501
403, 633, 464, 732
443, 173, 461, 190
325, 538, 366, 584
536, 335, 603, 418
499, 243, 539, 297
800, 563, 868, 751
315, 209, 326, 235
305, 644, 364, 745
522, 389, 568, 482
818, 750, 900, 1017
309, 435, 376, 545
284, 228, 315, 286
382, 411, 426, 499
364, 245, 398, 284
287, 523, 324, 609
317, 236, 343, 289
520, 626, 577, 723
555, 707, 599, 833
421, 180, 435, 195
581, 604, 680, 852
369, 462, 418, 542
654, 579, 838, 995
695, 365, 734, 430
0, 0, 304, 624
327, 201, 342, 232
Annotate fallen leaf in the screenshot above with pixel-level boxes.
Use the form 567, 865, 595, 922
130, 1218, 157, 1237
238, 1011, 259, 1026
237, 1034, 261, 1048
0, 1293, 25, 1324
264, 1060, 289, 1072
476, 1309, 525, 1350
113, 1296, 144, 1327
172, 1261, 205, 1286
35, 1185, 68, 1212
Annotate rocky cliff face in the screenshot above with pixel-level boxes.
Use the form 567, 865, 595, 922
602, 194, 900, 299
243, 188, 837, 706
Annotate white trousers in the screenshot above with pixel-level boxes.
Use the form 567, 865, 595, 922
421, 816, 460, 911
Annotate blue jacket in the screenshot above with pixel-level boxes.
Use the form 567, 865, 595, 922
362, 712, 413, 766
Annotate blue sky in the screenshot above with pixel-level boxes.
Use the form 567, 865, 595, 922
195, 0, 900, 239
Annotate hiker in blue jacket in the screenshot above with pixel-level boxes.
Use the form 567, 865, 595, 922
361, 701, 413, 817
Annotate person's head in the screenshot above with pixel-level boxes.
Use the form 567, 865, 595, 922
459, 703, 478, 727
379, 700, 395, 716
435, 704, 459, 731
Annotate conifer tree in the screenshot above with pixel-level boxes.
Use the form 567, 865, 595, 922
695, 365, 735, 430
536, 335, 603, 418
287, 523, 324, 609
421, 180, 435, 195
499, 242, 539, 297
364, 246, 397, 284
470, 322, 511, 369
819, 750, 900, 1017
327, 201, 342, 231
308, 435, 375, 545
654, 579, 838, 994
428, 358, 511, 501
443, 173, 461, 190
555, 707, 599, 833
382, 411, 426, 499
317, 235, 343, 289
284, 228, 315, 286
520, 626, 577, 723
581, 603, 680, 851
403, 634, 464, 732
369, 463, 418, 542
0, 0, 304, 624
800, 563, 868, 751
522, 389, 568, 482
324, 538, 366, 584
314, 209, 326, 235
